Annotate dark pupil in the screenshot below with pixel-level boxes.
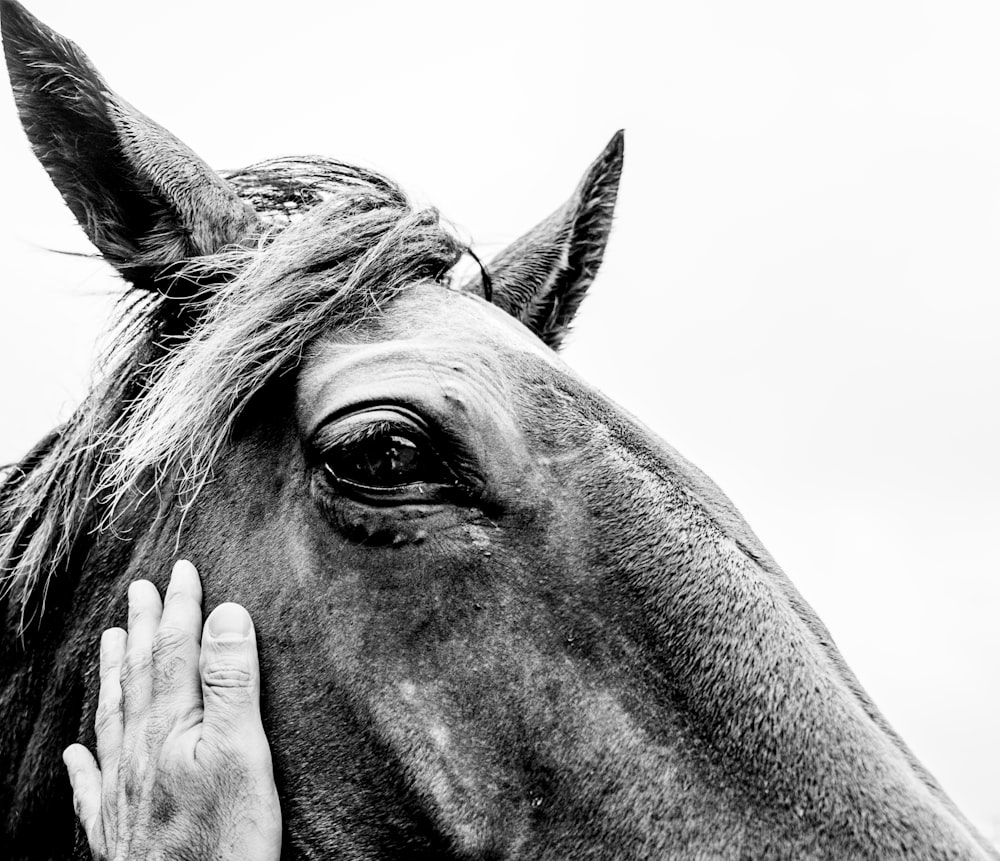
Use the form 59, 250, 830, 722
341, 433, 422, 486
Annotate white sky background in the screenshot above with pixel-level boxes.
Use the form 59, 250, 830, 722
1, 0, 998, 842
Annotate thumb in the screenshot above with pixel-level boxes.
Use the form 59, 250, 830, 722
199, 602, 261, 738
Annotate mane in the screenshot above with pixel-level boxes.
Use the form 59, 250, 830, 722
0, 157, 465, 630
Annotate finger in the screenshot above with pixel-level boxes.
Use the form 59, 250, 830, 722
117, 580, 163, 838
150, 560, 204, 719
95, 626, 126, 852
95, 627, 126, 772
120, 579, 163, 725
199, 603, 263, 745
64, 744, 107, 859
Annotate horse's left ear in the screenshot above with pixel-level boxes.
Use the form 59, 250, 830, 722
463, 131, 623, 349
1, 0, 258, 283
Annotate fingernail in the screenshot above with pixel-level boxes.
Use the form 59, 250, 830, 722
207, 602, 251, 638
172, 559, 196, 581
62, 747, 80, 782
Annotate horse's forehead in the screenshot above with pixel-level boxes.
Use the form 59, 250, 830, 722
301, 287, 558, 387
296, 285, 568, 435
377, 286, 559, 360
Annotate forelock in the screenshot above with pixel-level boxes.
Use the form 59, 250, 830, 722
1, 157, 464, 622
102, 159, 465, 513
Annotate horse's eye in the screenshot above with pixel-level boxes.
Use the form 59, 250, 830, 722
313, 408, 459, 504
325, 430, 428, 488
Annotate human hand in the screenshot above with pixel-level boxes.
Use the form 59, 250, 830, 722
63, 560, 282, 861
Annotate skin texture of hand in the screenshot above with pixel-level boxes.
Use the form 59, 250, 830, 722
63, 560, 282, 861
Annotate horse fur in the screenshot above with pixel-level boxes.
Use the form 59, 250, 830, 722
1, 2, 997, 860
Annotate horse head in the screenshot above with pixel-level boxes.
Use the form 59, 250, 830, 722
1, 2, 996, 858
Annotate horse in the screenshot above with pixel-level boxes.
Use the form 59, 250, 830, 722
0, 2, 996, 858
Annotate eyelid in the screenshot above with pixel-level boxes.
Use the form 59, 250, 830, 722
310, 406, 431, 453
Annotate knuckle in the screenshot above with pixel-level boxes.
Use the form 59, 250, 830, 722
201, 663, 253, 688
94, 700, 120, 737
119, 650, 152, 690
151, 626, 189, 664
151, 628, 193, 691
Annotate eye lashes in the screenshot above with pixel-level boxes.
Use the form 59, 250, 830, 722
331, 419, 406, 449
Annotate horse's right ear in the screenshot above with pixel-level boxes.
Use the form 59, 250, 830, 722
1, 0, 258, 282
462, 131, 623, 350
